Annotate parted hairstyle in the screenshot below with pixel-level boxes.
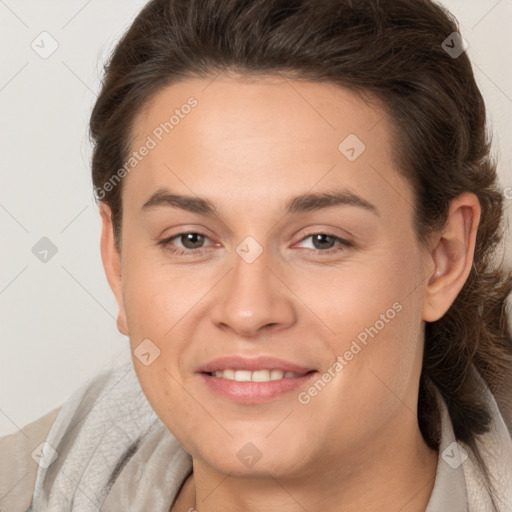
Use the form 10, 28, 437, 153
89, 0, 512, 507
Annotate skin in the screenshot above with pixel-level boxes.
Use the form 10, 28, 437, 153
99, 73, 481, 512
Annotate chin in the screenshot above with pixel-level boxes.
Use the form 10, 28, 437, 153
191, 436, 316, 479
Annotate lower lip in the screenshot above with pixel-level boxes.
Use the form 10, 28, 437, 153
197, 371, 318, 404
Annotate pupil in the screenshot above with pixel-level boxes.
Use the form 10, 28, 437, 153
313, 234, 334, 250
183, 233, 204, 249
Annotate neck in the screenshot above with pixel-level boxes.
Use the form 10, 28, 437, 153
172, 416, 438, 512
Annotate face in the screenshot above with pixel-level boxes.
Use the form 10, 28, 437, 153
103, 74, 433, 480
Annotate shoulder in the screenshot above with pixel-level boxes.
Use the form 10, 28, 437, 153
0, 407, 61, 512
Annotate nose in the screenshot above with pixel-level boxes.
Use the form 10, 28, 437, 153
210, 245, 296, 338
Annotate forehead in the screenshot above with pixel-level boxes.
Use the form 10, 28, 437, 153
123, 73, 412, 223
133, 73, 385, 148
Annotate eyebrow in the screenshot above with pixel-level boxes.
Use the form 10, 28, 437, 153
141, 187, 379, 217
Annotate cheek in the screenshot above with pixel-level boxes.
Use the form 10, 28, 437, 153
311, 243, 424, 398
318, 242, 422, 338
121, 252, 203, 339
301, 293, 423, 450
122, 266, 196, 428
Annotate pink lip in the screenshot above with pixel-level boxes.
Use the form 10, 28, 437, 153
196, 355, 315, 374
195, 356, 317, 404
197, 371, 318, 404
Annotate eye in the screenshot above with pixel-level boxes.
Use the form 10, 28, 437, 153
295, 233, 353, 254
158, 232, 215, 256
158, 231, 353, 257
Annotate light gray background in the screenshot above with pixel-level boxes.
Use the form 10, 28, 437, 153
1, 0, 512, 435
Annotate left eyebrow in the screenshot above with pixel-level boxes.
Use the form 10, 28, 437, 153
140, 187, 379, 217
285, 189, 379, 216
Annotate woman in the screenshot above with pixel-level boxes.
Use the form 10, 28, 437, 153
1, 0, 511, 510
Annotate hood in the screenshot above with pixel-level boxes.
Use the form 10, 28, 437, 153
28, 350, 512, 512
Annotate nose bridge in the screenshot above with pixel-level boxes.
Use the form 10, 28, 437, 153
211, 239, 295, 335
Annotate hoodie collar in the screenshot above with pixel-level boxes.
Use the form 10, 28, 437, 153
425, 386, 469, 511
426, 368, 512, 512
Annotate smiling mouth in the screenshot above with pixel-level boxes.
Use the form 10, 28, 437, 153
198, 369, 318, 404
203, 369, 316, 381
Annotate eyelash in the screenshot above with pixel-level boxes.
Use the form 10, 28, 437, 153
157, 232, 353, 257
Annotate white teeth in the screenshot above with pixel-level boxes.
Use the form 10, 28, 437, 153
210, 369, 305, 382
221, 369, 235, 379
234, 370, 252, 382
251, 370, 271, 382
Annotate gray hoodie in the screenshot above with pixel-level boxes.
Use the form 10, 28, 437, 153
1, 350, 511, 511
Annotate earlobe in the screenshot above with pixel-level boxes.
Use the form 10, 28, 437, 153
422, 193, 481, 322
99, 203, 129, 336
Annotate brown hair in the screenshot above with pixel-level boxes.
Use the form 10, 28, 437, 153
89, 0, 512, 506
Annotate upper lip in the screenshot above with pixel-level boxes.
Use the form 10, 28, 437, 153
196, 356, 316, 374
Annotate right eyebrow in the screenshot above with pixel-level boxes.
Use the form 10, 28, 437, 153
141, 189, 220, 217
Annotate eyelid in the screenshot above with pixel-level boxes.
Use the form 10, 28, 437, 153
293, 224, 355, 242
293, 233, 353, 252
158, 229, 354, 256
158, 232, 218, 252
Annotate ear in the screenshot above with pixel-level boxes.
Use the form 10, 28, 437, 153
422, 192, 481, 322
99, 203, 129, 336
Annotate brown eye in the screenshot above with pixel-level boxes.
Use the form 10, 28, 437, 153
311, 234, 337, 250
297, 233, 353, 253
179, 233, 206, 249
158, 231, 215, 257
